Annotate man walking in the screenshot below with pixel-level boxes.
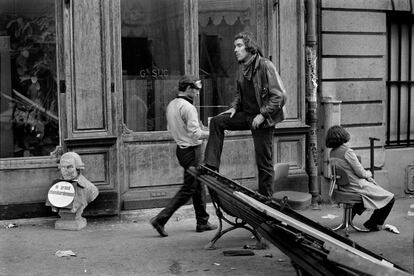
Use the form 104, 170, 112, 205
203, 31, 287, 197
150, 75, 217, 237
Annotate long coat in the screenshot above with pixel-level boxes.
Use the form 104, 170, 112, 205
330, 145, 394, 210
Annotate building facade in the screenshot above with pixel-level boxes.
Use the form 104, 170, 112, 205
0, 0, 412, 219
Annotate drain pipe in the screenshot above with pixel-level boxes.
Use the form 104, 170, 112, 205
305, 0, 319, 204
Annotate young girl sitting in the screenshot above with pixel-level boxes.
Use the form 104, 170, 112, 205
325, 125, 395, 231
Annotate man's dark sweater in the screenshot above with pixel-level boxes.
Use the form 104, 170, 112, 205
241, 78, 260, 115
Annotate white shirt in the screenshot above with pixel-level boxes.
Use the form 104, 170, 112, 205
166, 97, 203, 148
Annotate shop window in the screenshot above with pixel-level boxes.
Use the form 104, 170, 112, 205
386, 13, 414, 147
121, 0, 261, 132
0, 0, 59, 158
198, 0, 257, 125
121, 0, 184, 132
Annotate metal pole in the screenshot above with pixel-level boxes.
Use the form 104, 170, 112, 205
368, 137, 380, 177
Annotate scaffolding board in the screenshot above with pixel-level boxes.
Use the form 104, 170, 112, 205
189, 165, 410, 276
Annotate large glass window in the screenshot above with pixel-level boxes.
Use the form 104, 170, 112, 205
0, 0, 58, 158
121, 0, 184, 132
120, 0, 260, 131
198, 0, 257, 125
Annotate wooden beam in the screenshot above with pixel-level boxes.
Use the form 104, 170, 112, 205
233, 191, 411, 276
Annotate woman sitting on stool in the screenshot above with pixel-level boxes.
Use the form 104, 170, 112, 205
326, 125, 395, 231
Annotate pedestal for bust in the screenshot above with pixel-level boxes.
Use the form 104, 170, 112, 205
55, 209, 87, 230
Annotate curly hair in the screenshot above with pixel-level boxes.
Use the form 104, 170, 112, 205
234, 31, 262, 55
325, 125, 350, 148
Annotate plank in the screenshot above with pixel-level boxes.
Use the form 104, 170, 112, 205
233, 191, 400, 270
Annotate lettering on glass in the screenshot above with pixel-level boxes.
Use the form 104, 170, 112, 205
138, 69, 169, 79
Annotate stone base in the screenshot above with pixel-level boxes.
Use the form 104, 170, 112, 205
272, 191, 312, 210
55, 217, 87, 230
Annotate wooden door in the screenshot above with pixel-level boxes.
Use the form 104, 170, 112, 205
62, 0, 119, 215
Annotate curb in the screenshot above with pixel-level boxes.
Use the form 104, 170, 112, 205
0, 204, 217, 227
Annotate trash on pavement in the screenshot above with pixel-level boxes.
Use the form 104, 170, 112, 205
55, 250, 77, 257
223, 250, 254, 256
384, 224, 399, 234
321, 214, 338, 220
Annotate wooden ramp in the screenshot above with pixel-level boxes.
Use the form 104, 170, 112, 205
189, 166, 410, 276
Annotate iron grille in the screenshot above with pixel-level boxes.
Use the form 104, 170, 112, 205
386, 13, 414, 147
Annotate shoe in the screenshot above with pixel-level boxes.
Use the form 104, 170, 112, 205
196, 222, 218, 233
363, 221, 381, 232
150, 217, 168, 237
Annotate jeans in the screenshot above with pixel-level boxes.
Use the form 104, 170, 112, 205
155, 145, 209, 226
204, 112, 275, 197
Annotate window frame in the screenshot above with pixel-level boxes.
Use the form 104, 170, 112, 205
0, 0, 63, 161
120, 0, 273, 139
386, 12, 414, 148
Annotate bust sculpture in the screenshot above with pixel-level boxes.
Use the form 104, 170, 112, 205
46, 152, 99, 230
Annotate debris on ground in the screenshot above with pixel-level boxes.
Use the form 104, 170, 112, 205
223, 250, 254, 256
384, 224, 400, 234
321, 214, 338, 220
55, 250, 77, 257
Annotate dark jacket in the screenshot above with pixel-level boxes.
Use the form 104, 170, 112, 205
230, 55, 287, 127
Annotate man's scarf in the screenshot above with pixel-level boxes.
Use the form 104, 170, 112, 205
242, 53, 258, 81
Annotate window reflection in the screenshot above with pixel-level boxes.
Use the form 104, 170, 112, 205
121, 0, 184, 132
0, 0, 58, 158
198, 0, 257, 125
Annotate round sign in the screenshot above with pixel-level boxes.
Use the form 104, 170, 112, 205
47, 181, 75, 208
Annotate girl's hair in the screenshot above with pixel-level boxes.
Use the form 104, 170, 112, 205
234, 31, 262, 56
325, 125, 350, 148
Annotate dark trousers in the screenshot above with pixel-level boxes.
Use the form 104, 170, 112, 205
352, 197, 395, 227
155, 145, 209, 226
204, 112, 275, 197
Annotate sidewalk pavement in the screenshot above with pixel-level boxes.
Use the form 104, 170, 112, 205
0, 197, 413, 276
